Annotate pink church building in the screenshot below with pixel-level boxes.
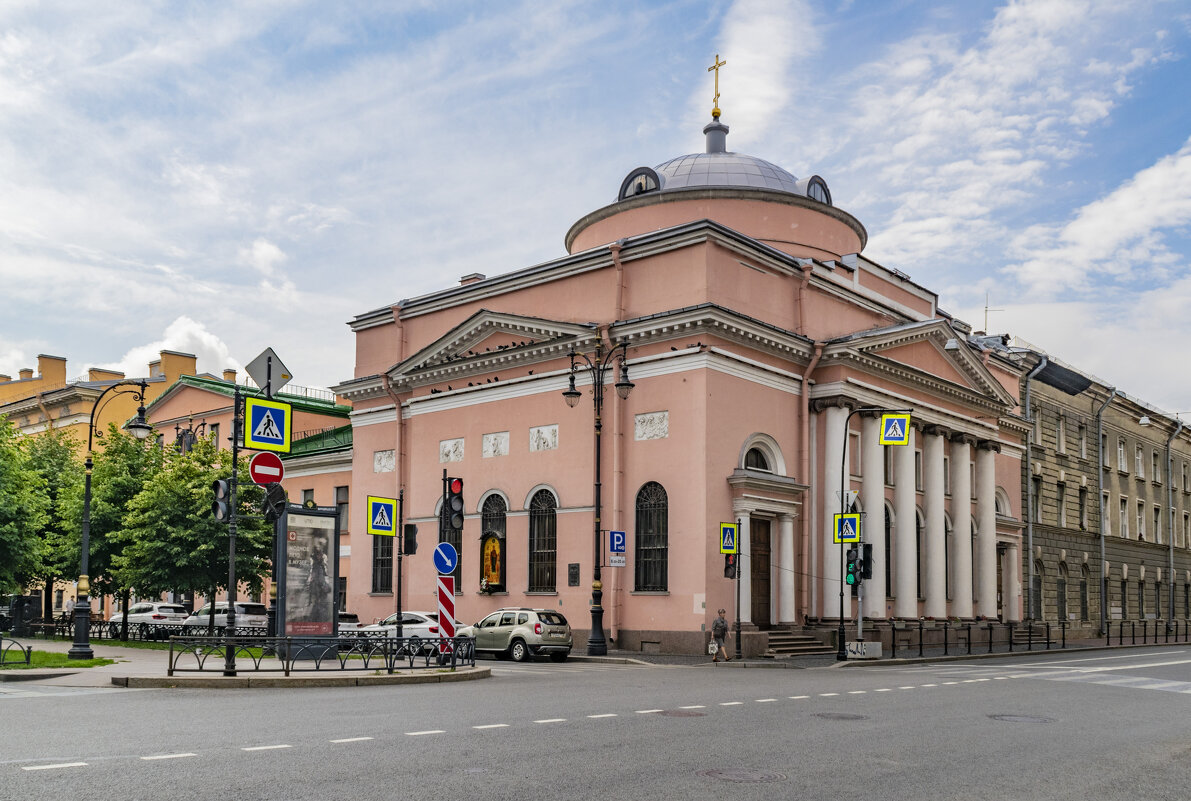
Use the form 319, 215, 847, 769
332, 110, 1027, 656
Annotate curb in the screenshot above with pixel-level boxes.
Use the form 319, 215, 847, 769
0, 670, 79, 683
113, 666, 491, 689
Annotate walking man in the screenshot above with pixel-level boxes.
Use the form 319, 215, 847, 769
712, 608, 731, 662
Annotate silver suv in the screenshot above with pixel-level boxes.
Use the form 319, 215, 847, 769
461, 608, 572, 662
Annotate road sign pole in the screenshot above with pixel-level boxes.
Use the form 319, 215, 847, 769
734, 517, 742, 661
396, 489, 404, 638
224, 383, 241, 677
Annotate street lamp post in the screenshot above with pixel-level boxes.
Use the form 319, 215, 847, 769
69, 379, 152, 660
562, 338, 634, 656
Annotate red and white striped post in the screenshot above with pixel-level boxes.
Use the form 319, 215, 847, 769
437, 575, 455, 654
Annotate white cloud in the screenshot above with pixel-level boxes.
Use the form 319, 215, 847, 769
98, 317, 240, 380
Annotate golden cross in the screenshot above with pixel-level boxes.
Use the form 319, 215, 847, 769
708, 53, 726, 118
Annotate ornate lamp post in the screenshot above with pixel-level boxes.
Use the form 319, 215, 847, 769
69, 379, 152, 660
562, 339, 634, 656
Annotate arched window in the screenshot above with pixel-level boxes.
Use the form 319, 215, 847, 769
1031, 561, 1044, 619
528, 490, 557, 592
884, 504, 894, 599
1057, 564, 1068, 621
916, 511, 924, 600
480, 495, 507, 592
1080, 565, 1090, 621
744, 448, 770, 471
634, 482, 668, 591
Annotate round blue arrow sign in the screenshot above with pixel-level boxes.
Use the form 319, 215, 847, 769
433, 541, 459, 575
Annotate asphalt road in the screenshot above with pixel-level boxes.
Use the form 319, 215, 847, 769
4, 648, 1191, 800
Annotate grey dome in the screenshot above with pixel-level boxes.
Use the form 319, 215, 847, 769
654, 151, 801, 193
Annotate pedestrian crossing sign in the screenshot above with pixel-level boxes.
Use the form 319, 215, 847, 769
244, 397, 292, 453
367, 496, 398, 536
833, 513, 861, 544
879, 413, 911, 446
719, 522, 738, 554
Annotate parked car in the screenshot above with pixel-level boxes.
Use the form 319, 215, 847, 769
107, 602, 189, 638
182, 602, 269, 632
457, 608, 572, 662
338, 611, 361, 632
358, 610, 440, 642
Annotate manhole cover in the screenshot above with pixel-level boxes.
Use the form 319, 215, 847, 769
659, 709, 706, 717
697, 769, 787, 783
814, 712, 868, 721
988, 714, 1054, 724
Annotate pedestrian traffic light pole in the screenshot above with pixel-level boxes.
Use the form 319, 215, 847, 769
396, 489, 405, 638
837, 406, 911, 662
734, 517, 742, 661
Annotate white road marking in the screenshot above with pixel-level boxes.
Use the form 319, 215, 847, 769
1019, 650, 1186, 668
330, 737, 373, 743
473, 724, 509, 729
921, 683, 937, 687
636, 709, 663, 714
720, 701, 744, 706
588, 713, 618, 718
22, 762, 87, 771
942, 681, 959, 685
994, 676, 1009, 680
534, 719, 566, 723
756, 698, 776, 703
820, 692, 839, 697
141, 753, 197, 761
899, 686, 915, 690
875, 688, 892, 692
679, 705, 706, 709
406, 730, 446, 736
789, 695, 809, 700
242, 745, 291, 751
847, 690, 867, 695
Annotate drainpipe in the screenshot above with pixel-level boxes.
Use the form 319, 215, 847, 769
798, 342, 824, 618
1095, 388, 1119, 636
1023, 356, 1047, 621
1167, 419, 1183, 627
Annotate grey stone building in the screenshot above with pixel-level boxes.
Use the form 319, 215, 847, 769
1011, 346, 1191, 637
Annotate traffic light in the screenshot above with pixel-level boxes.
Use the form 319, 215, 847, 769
861, 543, 873, 580
446, 477, 464, 532
211, 478, 231, 521
262, 482, 287, 522
403, 523, 418, 555
845, 546, 860, 586
724, 552, 737, 579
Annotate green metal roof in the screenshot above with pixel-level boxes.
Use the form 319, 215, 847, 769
288, 424, 352, 457
146, 374, 352, 417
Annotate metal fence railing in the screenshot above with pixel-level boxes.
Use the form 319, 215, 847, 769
1106, 619, 1191, 646
167, 635, 477, 676
0, 636, 32, 666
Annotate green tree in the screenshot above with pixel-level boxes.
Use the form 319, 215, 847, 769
0, 416, 49, 594
22, 428, 83, 619
58, 425, 163, 617
116, 435, 271, 629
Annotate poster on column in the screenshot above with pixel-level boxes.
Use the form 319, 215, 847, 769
285, 512, 338, 635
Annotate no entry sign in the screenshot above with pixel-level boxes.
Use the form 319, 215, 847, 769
249, 451, 285, 485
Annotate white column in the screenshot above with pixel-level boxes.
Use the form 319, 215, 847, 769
950, 437, 973, 618
924, 430, 947, 618
975, 444, 998, 618
893, 425, 918, 618
738, 515, 752, 624
1005, 544, 1021, 621
823, 404, 849, 619
779, 514, 796, 624
861, 415, 886, 619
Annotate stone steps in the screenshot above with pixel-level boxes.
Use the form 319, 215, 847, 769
765, 631, 834, 656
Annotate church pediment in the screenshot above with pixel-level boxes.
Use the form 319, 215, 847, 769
391, 309, 596, 383
831, 320, 1016, 407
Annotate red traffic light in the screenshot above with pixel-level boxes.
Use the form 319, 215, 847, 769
449, 477, 463, 494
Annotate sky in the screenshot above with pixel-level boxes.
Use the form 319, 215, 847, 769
1, 0, 1190, 411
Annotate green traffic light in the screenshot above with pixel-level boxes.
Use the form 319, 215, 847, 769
846, 574, 856, 585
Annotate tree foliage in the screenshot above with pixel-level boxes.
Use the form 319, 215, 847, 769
58, 425, 163, 598
0, 417, 49, 593
22, 427, 84, 590
115, 434, 271, 599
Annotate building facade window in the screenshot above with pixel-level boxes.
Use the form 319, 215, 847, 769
1120, 497, 1129, 538
885, 508, 893, 598
1031, 561, 1043, 620
915, 451, 923, 492
527, 490, 557, 592
1183, 512, 1190, 550
302, 488, 315, 506
1032, 477, 1042, 523
1080, 566, 1090, 621
1057, 565, 1068, 621
916, 511, 924, 599
1057, 415, 1066, 453
1136, 445, 1144, 478
1057, 482, 1067, 528
1138, 581, 1146, 619
884, 447, 894, 486
1153, 451, 1161, 483
745, 447, 770, 471
1079, 424, 1087, 458
1118, 438, 1127, 472
1121, 579, 1129, 619
481, 494, 508, 592
1137, 500, 1146, 542
335, 486, 349, 532
1184, 583, 1189, 618
1154, 505, 1163, 545
1032, 405, 1041, 442
1078, 487, 1088, 531
371, 535, 393, 593
634, 482, 669, 591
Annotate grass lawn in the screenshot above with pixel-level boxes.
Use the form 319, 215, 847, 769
1, 650, 115, 670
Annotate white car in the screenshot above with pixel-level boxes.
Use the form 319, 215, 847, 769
358, 610, 441, 641
182, 602, 269, 632
108, 602, 189, 638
